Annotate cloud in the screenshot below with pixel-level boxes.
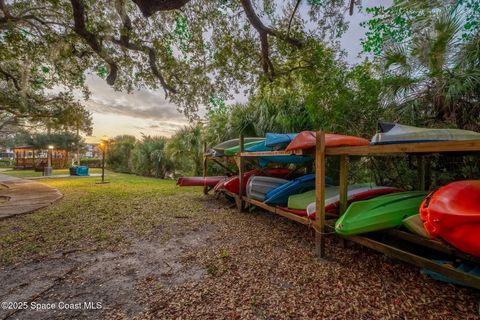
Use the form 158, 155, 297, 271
84, 75, 186, 122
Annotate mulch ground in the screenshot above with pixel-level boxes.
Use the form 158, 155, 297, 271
109, 195, 479, 320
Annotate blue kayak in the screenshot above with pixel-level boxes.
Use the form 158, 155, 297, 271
258, 155, 313, 167
264, 174, 328, 205
422, 260, 480, 288
265, 133, 297, 150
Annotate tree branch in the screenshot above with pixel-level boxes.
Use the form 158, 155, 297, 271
70, 0, 118, 85
131, 0, 191, 17
239, 0, 303, 80
113, 0, 177, 96
288, 0, 302, 36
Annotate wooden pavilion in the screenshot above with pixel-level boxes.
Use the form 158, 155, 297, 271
13, 146, 69, 170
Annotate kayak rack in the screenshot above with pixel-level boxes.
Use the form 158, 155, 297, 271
217, 132, 480, 289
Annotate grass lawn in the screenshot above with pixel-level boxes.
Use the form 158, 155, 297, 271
1, 168, 103, 178
0, 172, 203, 265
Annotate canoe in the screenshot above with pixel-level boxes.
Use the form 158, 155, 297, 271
403, 214, 431, 238
422, 260, 480, 288
420, 180, 480, 257
265, 133, 297, 150
335, 191, 428, 235
305, 186, 402, 217
371, 122, 480, 145
224, 140, 266, 156
213, 137, 265, 152
264, 174, 316, 205
177, 176, 227, 187
285, 131, 369, 151
223, 168, 292, 195
247, 176, 289, 201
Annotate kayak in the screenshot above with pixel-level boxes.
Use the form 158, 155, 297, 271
285, 131, 369, 151
213, 137, 265, 152
422, 260, 480, 288
213, 177, 230, 192
335, 191, 428, 235
403, 214, 431, 238
288, 187, 340, 210
371, 122, 480, 145
305, 186, 402, 217
177, 176, 227, 187
421, 180, 480, 257
224, 140, 266, 156
247, 176, 289, 201
258, 155, 314, 167
265, 133, 297, 150
264, 174, 316, 206
223, 168, 292, 195
277, 207, 309, 217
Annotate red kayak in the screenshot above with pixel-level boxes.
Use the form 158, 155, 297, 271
223, 168, 292, 194
279, 186, 401, 219
421, 180, 480, 257
285, 131, 369, 151
177, 176, 227, 187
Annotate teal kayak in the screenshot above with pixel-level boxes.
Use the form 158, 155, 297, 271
335, 191, 428, 235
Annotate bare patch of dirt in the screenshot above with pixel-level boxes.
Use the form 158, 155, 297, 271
0, 225, 215, 320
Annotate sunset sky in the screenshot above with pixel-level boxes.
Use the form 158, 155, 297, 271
83, 3, 384, 143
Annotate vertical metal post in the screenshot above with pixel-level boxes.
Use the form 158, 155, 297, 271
101, 147, 105, 183
315, 131, 326, 258
237, 135, 245, 212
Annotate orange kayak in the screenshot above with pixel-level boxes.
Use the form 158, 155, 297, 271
285, 131, 369, 151
421, 180, 480, 257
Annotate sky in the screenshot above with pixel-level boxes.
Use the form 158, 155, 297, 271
84, 2, 386, 143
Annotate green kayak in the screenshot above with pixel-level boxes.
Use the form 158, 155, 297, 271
403, 214, 431, 238
335, 191, 428, 236
287, 187, 339, 210
223, 140, 265, 156
287, 184, 375, 210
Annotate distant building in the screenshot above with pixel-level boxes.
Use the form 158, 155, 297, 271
84, 143, 101, 158
0, 147, 14, 160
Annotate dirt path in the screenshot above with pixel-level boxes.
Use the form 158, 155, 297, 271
0, 174, 62, 219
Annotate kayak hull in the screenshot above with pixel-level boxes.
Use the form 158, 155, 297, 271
335, 191, 428, 235
371, 122, 480, 145
264, 174, 316, 206
177, 176, 227, 187
223, 168, 292, 195
247, 176, 289, 201
420, 180, 480, 256
306, 186, 402, 217
403, 214, 431, 238
285, 131, 369, 151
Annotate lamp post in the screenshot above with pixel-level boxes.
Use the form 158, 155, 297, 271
97, 136, 109, 184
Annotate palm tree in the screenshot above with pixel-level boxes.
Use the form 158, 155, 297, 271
381, 8, 480, 130
167, 124, 203, 176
